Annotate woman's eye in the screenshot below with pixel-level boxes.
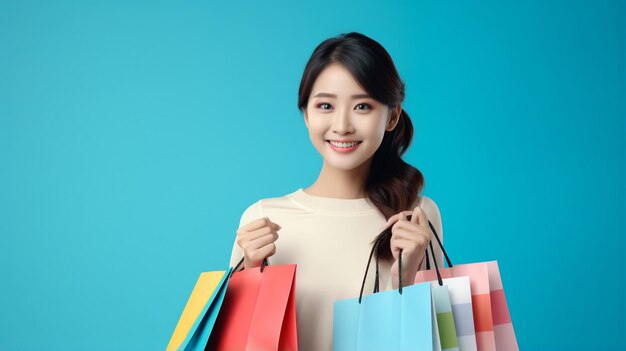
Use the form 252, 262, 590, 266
318, 103, 332, 110
316, 102, 371, 110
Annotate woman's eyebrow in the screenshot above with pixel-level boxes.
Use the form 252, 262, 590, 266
312, 92, 371, 99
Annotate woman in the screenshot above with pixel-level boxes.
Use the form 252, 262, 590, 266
228, 32, 444, 350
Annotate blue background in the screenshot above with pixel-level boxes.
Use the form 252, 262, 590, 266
1, 1, 624, 350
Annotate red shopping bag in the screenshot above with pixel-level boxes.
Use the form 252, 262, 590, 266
413, 220, 519, 351
206, 258, 298, 351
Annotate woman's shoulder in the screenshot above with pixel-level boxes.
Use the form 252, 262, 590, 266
418, 195, 440, 215
237, 189, 300, 226
416, 195, 442, 229
241, 189, 298, 211
417, 195, 445, 265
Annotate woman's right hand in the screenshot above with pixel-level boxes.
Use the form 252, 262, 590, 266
236, 217, 282, 270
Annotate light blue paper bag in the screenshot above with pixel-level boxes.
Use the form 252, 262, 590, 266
333, 243, 434, 351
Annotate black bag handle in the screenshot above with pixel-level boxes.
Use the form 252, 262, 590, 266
363, 217, 449, 301
425, 218, 453, 268
382, 217, 448, 285
358, 238, 395, 303
371, 246, 445, 294
233, 257, 269, 273
372, 215, 452, 267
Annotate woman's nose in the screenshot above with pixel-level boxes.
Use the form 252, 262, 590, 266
332, 109, 354, 134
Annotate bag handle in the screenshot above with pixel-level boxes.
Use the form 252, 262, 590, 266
362, 218, 449, 301
372, 216, 452, 266
358, 240, 403, 303
379, 217, 447, 285
371, 245, 445, 294
425, 217, 453, 267
233, 257, 269, 273
372, 215, 452, 267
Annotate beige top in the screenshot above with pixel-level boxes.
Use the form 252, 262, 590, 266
228, 188, 444, 351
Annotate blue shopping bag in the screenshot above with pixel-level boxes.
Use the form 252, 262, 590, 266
166, 267, 233, 351
333, 242, 434, 351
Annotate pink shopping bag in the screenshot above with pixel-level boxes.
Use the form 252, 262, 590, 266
402, 215, 519, 351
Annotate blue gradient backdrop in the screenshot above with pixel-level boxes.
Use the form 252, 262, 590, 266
1, 1, 624, 350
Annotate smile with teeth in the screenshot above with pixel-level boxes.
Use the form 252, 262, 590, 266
327, 140, 362, 148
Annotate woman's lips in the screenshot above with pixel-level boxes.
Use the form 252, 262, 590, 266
326, 140, 362, 153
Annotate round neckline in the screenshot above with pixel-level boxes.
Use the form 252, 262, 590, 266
287, 188, 378, 213
301, 187, 367, 200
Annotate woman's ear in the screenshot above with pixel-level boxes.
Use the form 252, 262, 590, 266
303, 110, 309, 128
385, 105, 402, 132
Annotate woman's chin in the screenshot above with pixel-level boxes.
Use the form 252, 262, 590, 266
322, 157, 370, 172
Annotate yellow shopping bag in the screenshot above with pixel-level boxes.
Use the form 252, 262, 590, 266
166, 268, 232, 351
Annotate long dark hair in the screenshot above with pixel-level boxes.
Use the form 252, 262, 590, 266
297, 32, 425, 261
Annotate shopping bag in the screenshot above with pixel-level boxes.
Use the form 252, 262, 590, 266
486, 261, 518, 350
334, 244, 434, 351
166, 268, 232, 351
417, 262, 494, 350
423, 250, 477, 351
432, 284, 458, 351
432, 276, 477, 351
415, 219, 519, 351
431, 292, 442, 351
423, 242, 457, 351
206, 258, 298, 351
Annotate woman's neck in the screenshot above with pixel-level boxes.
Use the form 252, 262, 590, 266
304, 159, 371, 199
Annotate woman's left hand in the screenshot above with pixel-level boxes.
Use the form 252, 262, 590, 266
388, 206, 431, 289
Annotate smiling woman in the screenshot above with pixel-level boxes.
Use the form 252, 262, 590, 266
304, 63, 398, 167
228, 32, 444, 350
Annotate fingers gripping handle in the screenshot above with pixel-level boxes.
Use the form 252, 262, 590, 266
363, 217, 448, 301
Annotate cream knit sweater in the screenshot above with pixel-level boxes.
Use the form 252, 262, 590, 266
228, 188, 444, 351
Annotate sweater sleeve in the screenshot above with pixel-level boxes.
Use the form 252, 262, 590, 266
228, 200, 264, 269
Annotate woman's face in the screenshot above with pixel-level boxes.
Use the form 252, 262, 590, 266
304, 63, 401, 172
